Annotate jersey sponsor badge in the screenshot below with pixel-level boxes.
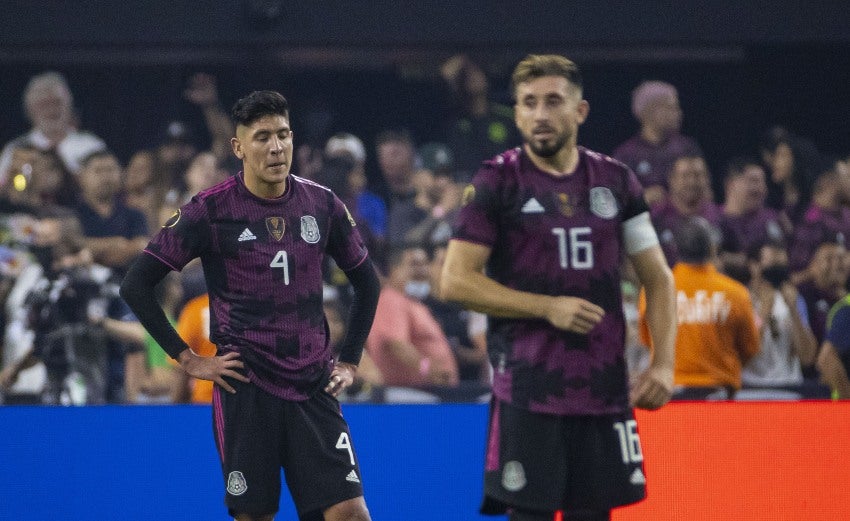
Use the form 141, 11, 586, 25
300, 215, 320, 244
501, 460, 527, 492
226, 471, 248, 496
589, 187, 618, 219
266, 217, 285, 241
162, 209, 181, 228
556, 193, 574, 217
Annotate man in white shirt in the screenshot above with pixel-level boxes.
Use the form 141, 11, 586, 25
0, 71, 105, 185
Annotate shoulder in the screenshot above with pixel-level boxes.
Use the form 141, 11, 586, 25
717, 273, 752, 302
582, 146, 632, 174
291, 174, 333, 194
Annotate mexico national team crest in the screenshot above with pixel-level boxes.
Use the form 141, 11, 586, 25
300, 215, 320, 244
227, 471, 247, 496
502, 460, 527, 492
265, 217, 285, 241
589, 187, 618, 219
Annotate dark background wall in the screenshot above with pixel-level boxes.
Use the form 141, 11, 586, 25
2, 1, 849, 194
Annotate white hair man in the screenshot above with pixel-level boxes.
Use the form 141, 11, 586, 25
0, 71, 106, 185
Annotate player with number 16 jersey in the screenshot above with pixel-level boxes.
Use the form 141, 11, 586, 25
454, 145, 648, 415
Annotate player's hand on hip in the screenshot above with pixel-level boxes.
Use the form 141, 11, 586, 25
178, 349, 249, 394
325, 361, 357, 397
630, 364, 674, 410
545, 296, 605, 334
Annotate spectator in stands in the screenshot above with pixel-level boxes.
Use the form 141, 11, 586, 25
375, 128, 429, 247
26, 149, 78, 208
759, 126, 820, 222
719, 156, 790, 257
0, 212, 143, 404
788, 159, 850, 277
365, 244, 459, 388
183, 73, 235, 168
325, 132, 387, 241
740, 239, 817, 396
423, 242, 489, 385
124, 149, 169, 232
74, 150, 149, 272
613, 80, 702, 207
171, 292, 216, 403
0, 71, 106, 183
650, 155, 721, 266
440, 54, 519, 180
817, 293, 850, 399
404, 142, 464, 248
640, 216, 760, 400
796, 235, 849, 346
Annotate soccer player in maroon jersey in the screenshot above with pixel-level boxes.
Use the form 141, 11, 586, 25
120, 91, 380, 521
440, 55, 677, 521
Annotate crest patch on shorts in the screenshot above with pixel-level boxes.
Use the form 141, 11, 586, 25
227, 471, 248, 496
502, 460, 527, 492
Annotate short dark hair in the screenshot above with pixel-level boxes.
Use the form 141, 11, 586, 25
724, 155, 762, 182
511, 54, 583, 100
231, 90, 289, 127
674, 217, 717, 264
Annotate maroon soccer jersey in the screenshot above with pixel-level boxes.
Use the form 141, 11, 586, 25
453, 147, 648, 415
145, 173, 368, 400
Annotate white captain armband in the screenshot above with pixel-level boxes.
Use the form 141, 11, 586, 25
622, 211, 659, 255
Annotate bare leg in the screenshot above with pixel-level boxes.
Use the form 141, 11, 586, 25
323, 496, 371, 521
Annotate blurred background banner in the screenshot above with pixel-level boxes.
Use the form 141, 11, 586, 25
1, 401, 848, 520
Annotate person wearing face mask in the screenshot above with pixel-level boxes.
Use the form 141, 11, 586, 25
364, 243, 459, 389
738, 240, 818, 398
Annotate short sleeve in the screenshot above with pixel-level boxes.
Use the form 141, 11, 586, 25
826, 305, 850, 354
452, 163, 503, 247
143, 198, 210, 272
326, 194, 368, 271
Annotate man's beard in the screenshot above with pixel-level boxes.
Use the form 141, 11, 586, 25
524, 132, 569, 158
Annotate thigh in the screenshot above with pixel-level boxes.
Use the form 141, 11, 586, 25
281, 390, 366, 517
564, 412, 646, 511
213, 380, 283, 517
481, 398, 567, 514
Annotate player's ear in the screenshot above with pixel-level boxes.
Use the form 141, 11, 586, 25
231, 137, 243, 159
577, 100, 590, 124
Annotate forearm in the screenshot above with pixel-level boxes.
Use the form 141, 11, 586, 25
120, 254, 190, 360
788, 313, 818, 367
818, 344, 850, 399
101, 318, 147, 345
337, 258, 380, 365
87, 237, 146, 267
641, 272, 676, 369
441, 268, 550, 319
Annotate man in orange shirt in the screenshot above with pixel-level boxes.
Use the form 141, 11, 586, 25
173, 293, 216, 403
640, 217, 759, 399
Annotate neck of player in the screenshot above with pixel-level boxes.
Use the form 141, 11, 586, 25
525, 143, 579, 177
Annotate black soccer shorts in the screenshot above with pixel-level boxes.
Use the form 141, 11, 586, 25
212, 378, 365, 518
481, 398, 646, 515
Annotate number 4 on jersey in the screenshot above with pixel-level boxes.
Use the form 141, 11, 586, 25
270, 250, 290, 285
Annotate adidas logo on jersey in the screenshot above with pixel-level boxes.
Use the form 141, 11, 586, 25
345, 470, 360, 483
238, 228, 257, 242
521, 197, 545, 213
629, 468, 646, 485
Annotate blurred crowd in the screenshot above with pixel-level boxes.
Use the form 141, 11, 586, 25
1, 55, 849, 406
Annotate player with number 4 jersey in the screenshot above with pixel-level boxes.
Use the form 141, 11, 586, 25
441, 55, 677, 521
121, 90, 380, 521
